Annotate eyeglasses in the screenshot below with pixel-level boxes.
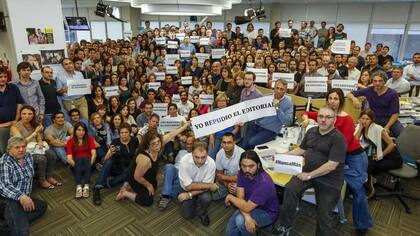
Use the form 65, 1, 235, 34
317, 115, 335, 120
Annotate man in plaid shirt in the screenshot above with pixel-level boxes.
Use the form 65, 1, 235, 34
0, 136, 47, 235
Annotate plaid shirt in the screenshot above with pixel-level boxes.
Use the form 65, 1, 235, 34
0, 153, 34, 201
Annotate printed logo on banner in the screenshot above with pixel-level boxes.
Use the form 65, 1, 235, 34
159, 117, 182, 132
331, 40, 351, 54
196, 53, 210, 64
153, 103, 168, 117
274, 154, 303, 175
176, 33, 185, 41
167, 41, 178, 49
279, 28, 292, 38
272, 73, 295, 89
165, 54, 180, 65
304, 77, 328, 93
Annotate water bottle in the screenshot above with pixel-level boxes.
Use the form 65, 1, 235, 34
284, 128, 289, 140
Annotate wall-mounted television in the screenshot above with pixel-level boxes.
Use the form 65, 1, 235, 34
65, 17, 90, 31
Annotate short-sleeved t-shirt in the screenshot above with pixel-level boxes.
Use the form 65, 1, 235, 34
45, 122, 73, 143
300, 127, 347, 190
352, 87, 399, 119
215, 145, 244, 176
66, 135, 96, 159
237, 171, 279, 222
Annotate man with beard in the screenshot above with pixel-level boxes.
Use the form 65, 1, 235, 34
240, 72, 262, 102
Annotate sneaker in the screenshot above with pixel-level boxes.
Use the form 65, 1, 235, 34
93, 187, 101, 205
82, 185, 90, 198
272, 226, 291, 236
199, 214, 210, 226
75, 186, 83, 199
158, 197, 171, 211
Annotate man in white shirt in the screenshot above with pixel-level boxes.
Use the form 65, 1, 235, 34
347, 56, 361, 81
212, 133, 244, 200
360, 42, 372, 59
403, 52, 420, 96
177, 91, 194, 118
386, 67, 411, 95
178, 141, 217, 226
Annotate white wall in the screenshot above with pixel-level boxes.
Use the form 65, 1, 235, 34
0, 0, 17, 77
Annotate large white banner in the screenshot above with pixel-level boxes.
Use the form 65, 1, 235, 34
167, 41, 178, 49
331, 40, 351, 54
191, 96, 276, 138
67, 79, 91, 96
304, 77, 328, 93
272, 73, 294, 89
274, 154, 303, 175
331, 80, 358, 95
246, 68, 268, 83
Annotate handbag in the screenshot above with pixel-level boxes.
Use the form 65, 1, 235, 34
27, 141, 49, 155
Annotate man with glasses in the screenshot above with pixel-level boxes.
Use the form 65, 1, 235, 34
39, 66, 61, 127
273, 106, 347, 236
240, 71, 262, 102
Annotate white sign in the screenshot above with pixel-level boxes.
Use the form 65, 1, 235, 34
200, 37, 209, 45
190, 36, 200, 43
211, 49, 225, 59
172, 94, 180, 103
166, 66, 178, 75
156, 37, 166, 45
167, 40, 178, 49
179, 50, 191, 58
181, 76, 192, 85
153, 103, 168, 117
331, 40, 351, 54
148, 82, 161, 91
155, 72, 165, 81
304, 77, 328, 93
196, 53, 210, 64
165, 54, 180, 65
247, 68, 268, 83
199, 94, 214, 105
104, 86, 119, 98
191, 96, 276, 138
274, 154, 303, 175
272, 73, 295, 89
331, 80, 358, 95
279, 28, 292, 38
67, 79, 91, 96
176, 33, 185, 41
246, 62, 255, 68
159, 116, 181, 132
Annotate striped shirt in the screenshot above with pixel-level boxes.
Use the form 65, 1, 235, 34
0, 153, 34, 200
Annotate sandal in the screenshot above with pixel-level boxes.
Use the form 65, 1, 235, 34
47, 177, 62, 186
41, 180, 55, 189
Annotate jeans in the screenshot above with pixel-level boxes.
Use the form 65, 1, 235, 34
241, 122, 277, 150
211, 183, 229, 201
345, 152, 372, 230
42, 114, 53, 128
277, 177, 341, 236
51, 147, 67, 164
181, 191, 212, 219
226, 209, 273, 236
2, 197, 47, 236
95, 158, 127, 189
160, 164, 180, 198
208, 136, 222, 159
96, 146, 107, 163
74, 158, 92, 185
375, 117, 404, 137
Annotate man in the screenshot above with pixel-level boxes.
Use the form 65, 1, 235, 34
298, 21, 309, 42
352, 46, 365, 70
273, 106, 347, 236
347, 56, 361, 81
224, 23, 235, 40
242, 80, 293, 149
56, 58, 89, 120
0, 137, 47, 235
327, 62, 343, 84
140, 89, 160, 110
270, 21, 282, 50
297, 59, 323, 98
73, 57, 86, 78
177, 141, 217, 226
212, 132, 244, 201
179, 35, 196, 68
177, 91, 194, 118
307, 20, 318, 43
385, 67, 411, 95
363, 54, 383, 74
225, 150, 279, 236
360, 42, 372, 59
233, 26, 243, 41
82, 48, 96, 71
257, 28, 269, 44
334, 54, 348, 78
317, 21, 328, 48
93, 123, 139, 205
0, 67, 24, 154
210, 61, 222, 85
12, 62, 45, 121
137, 113, 165, 141
347, 72, 403, 137
161, 74, 178, 96
136, 102, 153, 128
45, 111, 74, 164
158, 134, 194, 211
141, 20, 152, 34
68, 108, 89, 128
378, 46, 394, 66
38, 66, 61, 127
240, 72, 262, 102
403, 52, 420, 96
334, 23, 347, 40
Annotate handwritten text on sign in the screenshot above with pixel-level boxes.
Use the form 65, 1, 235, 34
331, 80, 357, 95
274, 154, 303, 175
67, 79, 91, 96
191, 96, 276, 138
304, 77, 328, 93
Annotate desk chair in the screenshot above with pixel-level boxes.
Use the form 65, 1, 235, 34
376, 125, 420, 214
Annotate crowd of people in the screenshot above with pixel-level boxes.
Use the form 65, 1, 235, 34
0, 18, 419, 236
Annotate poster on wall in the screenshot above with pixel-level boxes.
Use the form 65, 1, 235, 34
40, 49, 65, 65
26, 27, 54, 45
21, 54, 42, 71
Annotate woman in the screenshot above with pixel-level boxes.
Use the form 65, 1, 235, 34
116, 122, 190, 206
10, 105, 59, 189
127, 98, 141, 119
66, 122, 96, 198
117, 63, 127, 79
190, 57, 202, 78
301, 88, 372, 234
215, 66, 233, 93
88, 85, 108, 117
118, 77, 130, 104
89, 112, 111, 164
120, 105, 137, 126
357, 69, 372, 89
109, 113, 123, 141
193, 94, 211, 115
226, 71, 245, 106
208, 94, 240, 159
355, 109, 402, 198
188, 76, 203, 98
108, 96, 120, 117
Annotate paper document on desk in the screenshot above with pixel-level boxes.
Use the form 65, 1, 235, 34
274, 154, 303, 175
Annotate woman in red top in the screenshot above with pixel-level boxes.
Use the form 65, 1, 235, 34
302, 88, 372, 235
67, 122, 96, 199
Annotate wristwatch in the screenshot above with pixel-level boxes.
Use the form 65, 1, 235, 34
188, 192, 193, 199
307, 175, 312, 180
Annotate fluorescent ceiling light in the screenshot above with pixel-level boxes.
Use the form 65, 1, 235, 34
136, 4, 223, 15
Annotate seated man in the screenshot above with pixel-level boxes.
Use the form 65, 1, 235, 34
241, 79, 293, 150
385, 67, 411, 95
212, 132, 244, 200
347, 72, 403, 137
0, 137, 47, 235
225, 150, 279, 236
45, 111, 74, 164
273, 106, 347, 236
68, 108, 89, 129
177, 141, 217, 226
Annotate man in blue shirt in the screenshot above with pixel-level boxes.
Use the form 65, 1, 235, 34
179, 35, 196, 69
0, 137, 47, 235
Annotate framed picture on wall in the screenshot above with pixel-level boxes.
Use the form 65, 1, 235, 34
40, 49, 65, 65
26, 27, 54, 45
21, 53, 42, 71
